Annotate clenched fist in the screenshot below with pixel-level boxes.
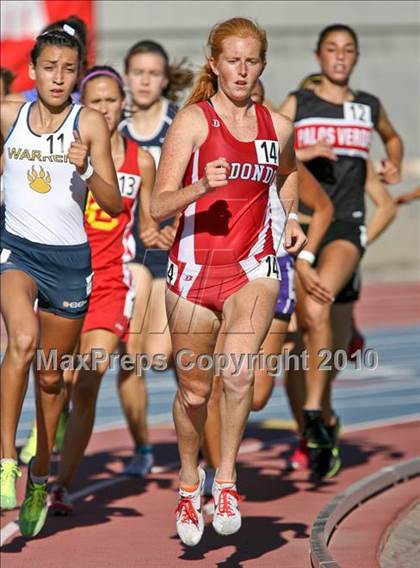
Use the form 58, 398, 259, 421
68, 130, 89, 174
379, 159, 401, 185
200, 157, 231, 193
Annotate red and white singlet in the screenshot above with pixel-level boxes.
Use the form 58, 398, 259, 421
167, 100, 281, 312
83, 137, 141, 339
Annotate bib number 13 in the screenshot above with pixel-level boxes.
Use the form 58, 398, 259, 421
255, 140, 279, 165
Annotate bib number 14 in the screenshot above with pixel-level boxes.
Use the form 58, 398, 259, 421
255, 140, 279, 165
264, 255, 280, 279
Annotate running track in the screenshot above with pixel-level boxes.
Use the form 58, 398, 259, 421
1, 281, 420, 566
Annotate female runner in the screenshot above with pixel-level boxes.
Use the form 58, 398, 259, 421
200, 82, 334, 496
285, 157, 397, 475
0, 27, 121, 537
48, 65, 156, 514
117, 41, 193, 475
151, 17, 306, 546
14, 18, 89, 466
279, 23, 403, 473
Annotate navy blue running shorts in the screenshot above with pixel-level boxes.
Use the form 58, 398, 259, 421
1, 230, 93, 319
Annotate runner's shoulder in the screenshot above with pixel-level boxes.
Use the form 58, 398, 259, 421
166, 103, 208, 146
1, 101, 25, 137
269, 109, 294, 142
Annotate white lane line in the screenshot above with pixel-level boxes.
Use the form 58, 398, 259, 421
0, 523, 19, 547
18, 382, 419, 442
343, 413, 419, 432
253, 394, 420, 413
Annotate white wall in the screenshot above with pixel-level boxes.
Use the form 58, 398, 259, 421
97, 1, 420, 159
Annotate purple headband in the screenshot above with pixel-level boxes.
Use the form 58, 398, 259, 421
80, 70, 124, 92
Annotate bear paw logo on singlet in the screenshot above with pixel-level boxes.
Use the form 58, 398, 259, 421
27, 165, 51, 194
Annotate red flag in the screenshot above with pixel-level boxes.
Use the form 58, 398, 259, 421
0, 0, 94, 92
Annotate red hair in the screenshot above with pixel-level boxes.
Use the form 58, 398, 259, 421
186, 17, 267, 106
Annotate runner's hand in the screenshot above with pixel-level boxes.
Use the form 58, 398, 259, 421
284, 219, 307, 254
156, 225, 177, 250
379, 159, 401, 184
200, 157, 231, 192
69, 130, 89, 174
295, 260, 334, 304
296, 139, 338, 162
140, 227, 160, 248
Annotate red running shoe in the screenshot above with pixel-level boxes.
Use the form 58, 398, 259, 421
50, 484, 73, 516
288, 438, 309, 471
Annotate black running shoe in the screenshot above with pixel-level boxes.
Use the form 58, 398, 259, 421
315, 415, 342, 479
303, 409, 332, 449
325, 415, 342, 478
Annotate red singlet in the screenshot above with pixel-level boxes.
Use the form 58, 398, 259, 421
167, 101, 281, 312
83, 138, 141, 339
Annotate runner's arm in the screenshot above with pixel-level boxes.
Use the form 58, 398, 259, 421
137, 148, 159, 247
294, 163, 335, 304
297, 162, 333, 254
78, 108, 122, 216
365, 160, 397, 245
1, 101, 23, 162
376, 104, 404, 184
151, 105, 211, 222
395, 186, 420, 205
272, 112, 306, 254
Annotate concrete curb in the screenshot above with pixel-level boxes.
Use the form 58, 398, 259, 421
310, 456, 420, 568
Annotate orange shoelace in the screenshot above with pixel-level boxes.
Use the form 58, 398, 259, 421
216, 488, 241, 517
175, 497, 199, 526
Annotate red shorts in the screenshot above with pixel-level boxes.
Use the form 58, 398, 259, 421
166, 254, 280, 313
82, 267, 135, 342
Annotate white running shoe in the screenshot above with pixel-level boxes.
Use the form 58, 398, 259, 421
212, 479, 242, 536
175, 467, 205, 547
123, 451, 154, 477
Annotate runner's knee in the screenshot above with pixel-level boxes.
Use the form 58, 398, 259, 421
305, 301, 330, 331
37, 369, 63, 394
178, 384, 211, 410
222, 365, 253, 396
125, 333, 144, 357
8, 329, 37, 366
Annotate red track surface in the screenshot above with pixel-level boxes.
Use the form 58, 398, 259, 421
355, 281, 420, 328
1, 281, 419, 566
1, 421, 419, 567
